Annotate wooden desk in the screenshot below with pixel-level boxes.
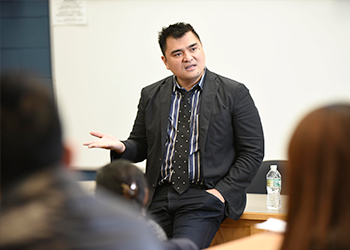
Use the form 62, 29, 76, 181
210, 194, 287, 246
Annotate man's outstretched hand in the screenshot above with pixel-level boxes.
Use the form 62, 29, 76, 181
83, 131, 125, 154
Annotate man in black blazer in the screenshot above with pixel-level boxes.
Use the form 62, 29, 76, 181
84, 22, 264, 248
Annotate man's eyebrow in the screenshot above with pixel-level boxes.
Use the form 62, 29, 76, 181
188, 43, 198, 49
170, 49, 183, 55
170, 43, 198, 55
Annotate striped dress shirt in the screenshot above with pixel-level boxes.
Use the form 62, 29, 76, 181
159, 69, 206, 186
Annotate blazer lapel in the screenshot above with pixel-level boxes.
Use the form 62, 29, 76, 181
160, 77, 174, 151
199, 70, 219, 154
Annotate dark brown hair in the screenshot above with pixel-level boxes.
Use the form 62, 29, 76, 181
95, 160, 148, 211
281, 103, 350, 250
1, 71, 63, 190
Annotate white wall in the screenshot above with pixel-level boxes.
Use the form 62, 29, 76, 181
50, 0, 350, 170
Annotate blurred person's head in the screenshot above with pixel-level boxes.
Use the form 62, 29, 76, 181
1, 71, 66, 191
282, 103, 350, 250
95, 160, 149, 212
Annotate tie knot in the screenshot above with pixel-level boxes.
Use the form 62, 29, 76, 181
178, 86, 198, 100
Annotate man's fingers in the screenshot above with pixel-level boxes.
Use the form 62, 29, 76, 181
83, 131, 116, 150
90, 131, 104, 138
84, 142, 105, 149
83, 132, 105, 146
83, 141, 96, 146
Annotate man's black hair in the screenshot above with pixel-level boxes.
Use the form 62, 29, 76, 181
158, 22, 201, 57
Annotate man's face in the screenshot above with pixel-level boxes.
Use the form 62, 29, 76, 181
161, 31, 206, 89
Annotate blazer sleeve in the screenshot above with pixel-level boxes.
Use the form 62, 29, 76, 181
214, 84, 264, 219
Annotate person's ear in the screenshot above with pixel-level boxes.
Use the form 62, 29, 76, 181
61, 141, 75, 169
161, 55, 170, 70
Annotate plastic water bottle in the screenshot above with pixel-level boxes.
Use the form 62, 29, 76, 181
266, 165, 281, 210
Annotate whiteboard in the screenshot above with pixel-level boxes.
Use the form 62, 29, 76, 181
50, 0, 350, 170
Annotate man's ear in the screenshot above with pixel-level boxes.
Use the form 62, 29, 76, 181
61, 141, 75, 169
161, 55, 170, 70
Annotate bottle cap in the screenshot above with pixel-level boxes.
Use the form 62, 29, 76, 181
270, 165, 277, 170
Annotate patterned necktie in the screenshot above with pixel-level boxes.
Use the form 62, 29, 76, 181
172, 89, 193, 194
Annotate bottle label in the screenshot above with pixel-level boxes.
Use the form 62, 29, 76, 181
267, 179, 281, 187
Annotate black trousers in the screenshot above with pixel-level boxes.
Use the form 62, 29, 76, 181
147, 183, 226, 249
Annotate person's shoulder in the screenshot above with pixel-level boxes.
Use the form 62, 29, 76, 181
143, 75, 173, 91
0, 168, 164, 250
206, 69, 243, 89
57, 169, 164, 250
138, 75, 173, 100
205, 69, 247, 94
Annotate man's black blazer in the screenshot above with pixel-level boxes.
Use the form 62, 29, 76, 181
112, 69, 264, 220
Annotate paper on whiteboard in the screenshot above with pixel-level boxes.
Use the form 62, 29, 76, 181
51, 0, 87, 26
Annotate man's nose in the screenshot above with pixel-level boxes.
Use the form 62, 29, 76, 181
183, 51, 193, 62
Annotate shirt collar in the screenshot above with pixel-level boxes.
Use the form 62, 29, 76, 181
172, 67, 206, 92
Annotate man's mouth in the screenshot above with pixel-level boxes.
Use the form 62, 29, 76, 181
185, 64, 196, 70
